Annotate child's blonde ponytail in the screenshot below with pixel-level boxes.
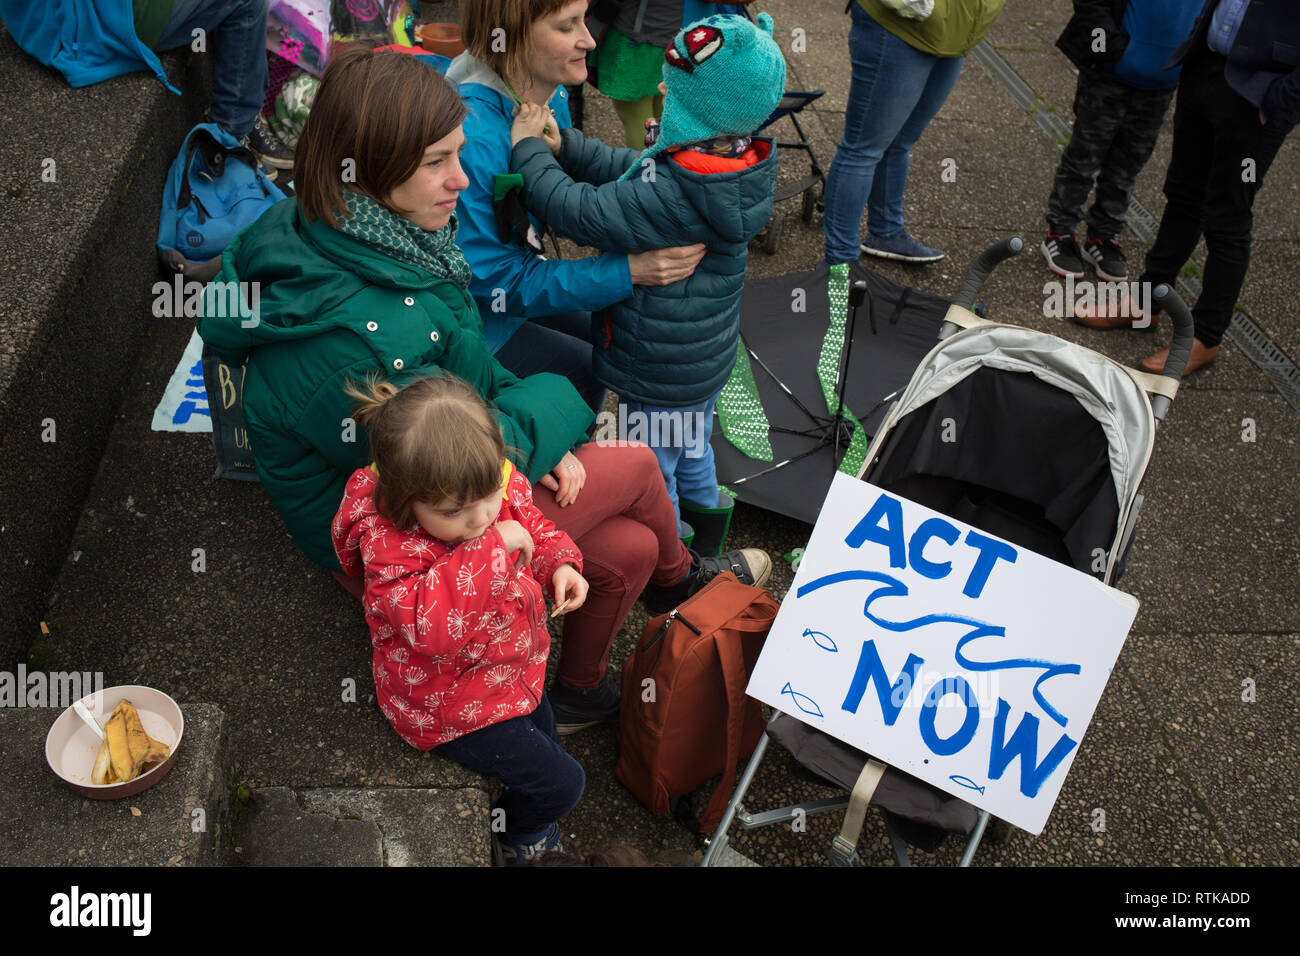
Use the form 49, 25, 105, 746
343, 376, 400, 430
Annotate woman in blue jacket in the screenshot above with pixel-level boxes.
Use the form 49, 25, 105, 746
448, 0, 706, 410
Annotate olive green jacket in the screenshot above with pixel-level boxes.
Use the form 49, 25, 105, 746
857, 0, 1005, 57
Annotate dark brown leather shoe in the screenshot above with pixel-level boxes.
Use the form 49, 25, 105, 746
1139, 338, 1220, 376
1072, 296, 1159, 331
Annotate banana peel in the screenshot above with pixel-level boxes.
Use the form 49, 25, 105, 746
90, 700, 171, 785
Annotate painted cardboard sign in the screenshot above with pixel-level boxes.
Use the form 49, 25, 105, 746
747, 474, 1138, 834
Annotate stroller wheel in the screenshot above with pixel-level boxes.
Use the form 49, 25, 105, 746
762, 212, 784, 255
801, 188, 816, 224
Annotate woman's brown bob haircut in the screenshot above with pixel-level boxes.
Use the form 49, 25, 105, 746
295, 46, 468, 227
461, 0, 574, 87
345, 374, 507, 533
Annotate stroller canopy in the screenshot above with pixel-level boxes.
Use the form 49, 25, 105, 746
864, 324, 1156, 578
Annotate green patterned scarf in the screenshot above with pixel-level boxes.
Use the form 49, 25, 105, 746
337, 191, 472, 289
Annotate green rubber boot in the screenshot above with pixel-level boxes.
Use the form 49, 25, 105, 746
679, 519, 695, 551
680, 491, 735, 557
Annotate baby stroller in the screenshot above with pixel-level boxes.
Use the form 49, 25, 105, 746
754, 89, 827, 255
703, 237, 1195, 866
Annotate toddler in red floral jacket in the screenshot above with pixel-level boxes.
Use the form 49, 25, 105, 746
332, 374, 588, 864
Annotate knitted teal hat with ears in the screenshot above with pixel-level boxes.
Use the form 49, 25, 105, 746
617, 12, 786, 182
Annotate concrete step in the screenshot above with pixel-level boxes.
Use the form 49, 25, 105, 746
0, 703, 230, 866
231, 786, 492, 866
0, 23, 207, 670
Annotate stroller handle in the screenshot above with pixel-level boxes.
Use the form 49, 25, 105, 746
1151, 284, 1196, 384
954, 236, 1024, 311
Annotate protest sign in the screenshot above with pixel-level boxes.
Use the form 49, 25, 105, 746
151, 330, 211, 432
152, 330, 258, 481
747, 474, 1138, 835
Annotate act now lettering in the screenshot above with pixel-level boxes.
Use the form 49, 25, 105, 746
801, 490, 1080, 800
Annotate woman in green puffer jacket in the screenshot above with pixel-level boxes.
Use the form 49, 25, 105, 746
196, 48, 771, 727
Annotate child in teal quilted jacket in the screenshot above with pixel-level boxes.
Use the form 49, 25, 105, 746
510, 12, 785, 553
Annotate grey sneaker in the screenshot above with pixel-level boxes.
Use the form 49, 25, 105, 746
861, 232, 945, 263
244, 113, 295, 170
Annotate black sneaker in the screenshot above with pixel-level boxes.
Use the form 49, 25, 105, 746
244, 113, 295, 170
1082, 235, 1128, 282
642, 548, 773, 615
550, 673, 621, 735
1041, 231, 1084, 279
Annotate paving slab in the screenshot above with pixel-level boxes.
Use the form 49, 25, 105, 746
232, 786, 491, 866
1119, 390, 1300, 637
297, 787, 493, 866
903, 117, 1062, 234
1237, 238, 1300, 366
1122, 632, 1300, 866
0, 703, 229, 866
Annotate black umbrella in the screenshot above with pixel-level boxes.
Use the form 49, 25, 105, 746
713, 263, 950, 524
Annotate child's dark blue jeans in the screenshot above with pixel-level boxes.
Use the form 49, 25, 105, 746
435, 694, 585, 843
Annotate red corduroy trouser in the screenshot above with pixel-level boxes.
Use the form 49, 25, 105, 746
531, 442, 691, 687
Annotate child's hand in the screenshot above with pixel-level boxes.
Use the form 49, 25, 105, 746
540, 113, 562, 155
511, 103, 556, 148
495, 520, 534, 571
551, 563, 588, 614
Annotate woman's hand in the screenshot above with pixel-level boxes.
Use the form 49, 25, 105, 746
536, 451, 586, 507
629, 244, 707, 286
495, 519, 535, 571
551, 563, 588, 614
512, 103, 559, 152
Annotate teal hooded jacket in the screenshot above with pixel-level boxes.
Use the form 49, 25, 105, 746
196, 199, 594, 570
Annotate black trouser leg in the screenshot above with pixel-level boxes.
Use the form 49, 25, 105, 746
1139, 50, 1293, 346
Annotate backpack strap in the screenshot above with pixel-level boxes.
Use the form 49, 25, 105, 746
698, 627, 749, 834
695, 583, 779, 833
177, 128, 269, 213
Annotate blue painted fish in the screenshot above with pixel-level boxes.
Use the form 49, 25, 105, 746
804, 628, 837, 653
948, 774, 986, 795
781, 682, 824, 718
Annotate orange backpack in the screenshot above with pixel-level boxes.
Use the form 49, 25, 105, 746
616, 572, 780, 834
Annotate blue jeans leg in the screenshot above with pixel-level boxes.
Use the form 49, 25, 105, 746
618, 393, 720, 521
155, 0, 270, 138
434, 695, 584, 843
492, 310, 605, 413
822, 4, 957, 263
674, 394, 720, 510
867, 54, 964, 238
